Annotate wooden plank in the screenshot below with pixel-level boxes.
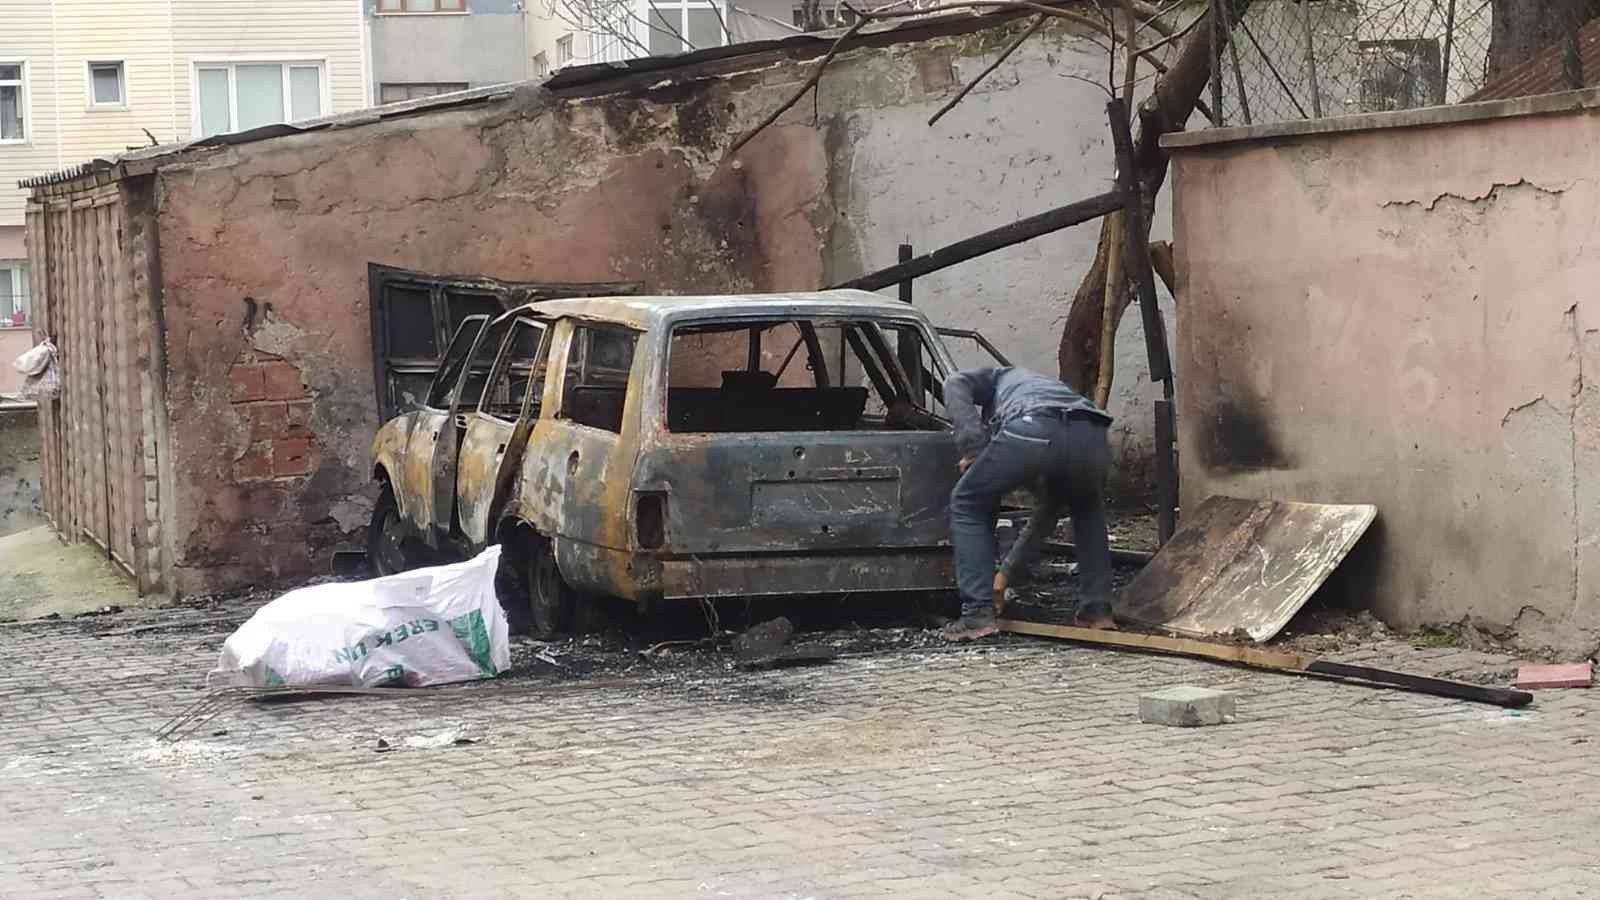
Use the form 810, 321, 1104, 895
997, 618, 1313, 670
832, 190, 1125, 293
999, 619, 1535, 709
1306, 660, 1533, 708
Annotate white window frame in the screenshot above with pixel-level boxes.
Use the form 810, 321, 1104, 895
0, 59, 28, 144
190, 57, 332, 137
532, 52, 550, 78
86, 60, 128, 111
0, 262, 30, 327
556, 34, 575, 67
374, 0, 468, 15
641, 0, 727, 56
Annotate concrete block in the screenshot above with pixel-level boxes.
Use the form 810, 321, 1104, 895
1515, 662, 1593, 689
1139, 686, 1236, 727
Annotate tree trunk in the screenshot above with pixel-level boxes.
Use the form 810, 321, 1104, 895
1488, 0, 1600, 83
1058, 2, 1249, 394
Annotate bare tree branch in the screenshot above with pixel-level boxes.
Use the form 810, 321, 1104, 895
928, 14, 1049, 125
727, 18, 868, 156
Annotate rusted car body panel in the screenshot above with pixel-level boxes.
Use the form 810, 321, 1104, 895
371, 290, 985, 604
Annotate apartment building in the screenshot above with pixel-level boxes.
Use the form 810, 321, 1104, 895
367, 0, 533, 103
0, 0, 367, 394
526, 0, 797, 68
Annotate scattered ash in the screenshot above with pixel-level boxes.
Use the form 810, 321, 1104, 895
997, 558, 1145, 625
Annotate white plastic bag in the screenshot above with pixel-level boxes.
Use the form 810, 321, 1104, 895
12, 339, 54, 376
208, 545, 510, 688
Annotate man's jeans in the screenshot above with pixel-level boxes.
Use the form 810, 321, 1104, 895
950, 412, 1113, 619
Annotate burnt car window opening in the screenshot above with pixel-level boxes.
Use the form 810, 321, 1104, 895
880, 322, 957, 417
451, 317, 515, 411
478, 317, 551, 421
425, 317, 489, 409
665, 318, 947, 434
559, 323, 640, 434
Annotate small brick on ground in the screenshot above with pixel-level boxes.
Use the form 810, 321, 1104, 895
1516, 662, 1593, 689
1139, 685, 1237, 726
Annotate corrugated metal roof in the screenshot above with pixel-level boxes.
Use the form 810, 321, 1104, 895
1466, 20, 1600, 103
19, 9, 1028, 193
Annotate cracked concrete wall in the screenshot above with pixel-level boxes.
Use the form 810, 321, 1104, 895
149, 18, 1167, 594
1172, 108, 1600, 655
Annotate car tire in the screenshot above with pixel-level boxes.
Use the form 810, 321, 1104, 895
367, 482, 412, 577
529, 538, 577, 640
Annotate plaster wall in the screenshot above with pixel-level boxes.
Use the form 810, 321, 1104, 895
1171, 102, 1600, 654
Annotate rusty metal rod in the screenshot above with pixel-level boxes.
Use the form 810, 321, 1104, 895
834, 190, 1125, 292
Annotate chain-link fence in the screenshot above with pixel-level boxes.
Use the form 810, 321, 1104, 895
1206, 0, 1495, 126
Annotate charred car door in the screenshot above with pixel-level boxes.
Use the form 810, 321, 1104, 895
400, 316, 488, 542
455, 315, 552, 549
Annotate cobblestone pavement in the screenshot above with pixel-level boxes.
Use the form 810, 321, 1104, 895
3, 605, 1598, 900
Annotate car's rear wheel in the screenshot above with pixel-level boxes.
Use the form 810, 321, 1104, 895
368, 483, 411, 576
529, 538, 577, 640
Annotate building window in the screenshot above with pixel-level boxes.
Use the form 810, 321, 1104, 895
1358, 39, 1444, 111
377, 0, 466, 12
791, 4, 858, 28
378, 82, 468, 104
0, 262, 31, 327
556, 35, 575, 67
195, 61, 325, 138
87, 61, 126, 108
647, 1, 726, 56
532, 52, 549, 78
0, 63, 24, 141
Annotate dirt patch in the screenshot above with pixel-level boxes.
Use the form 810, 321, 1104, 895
748, 718, 938, 767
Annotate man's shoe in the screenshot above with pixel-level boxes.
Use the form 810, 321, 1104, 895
942, 609, 998, 641
1074, 604, 1117, 631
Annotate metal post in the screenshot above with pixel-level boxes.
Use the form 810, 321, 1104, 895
1303, 0, 1323, 117
1209, 0, 1225, 126
894, 243, 925, 402
1107, 97, 1178, 544
1441, 0, 1457, 105
1155, 399, 1177, 543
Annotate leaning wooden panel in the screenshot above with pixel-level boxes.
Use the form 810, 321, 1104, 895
1115, 495, 1378, 643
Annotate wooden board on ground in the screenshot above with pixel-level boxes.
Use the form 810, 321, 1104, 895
1116, 495, 1377, 643
997, 619, 1312, 670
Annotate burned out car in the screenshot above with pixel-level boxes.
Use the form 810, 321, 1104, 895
368, 290, 1006, 636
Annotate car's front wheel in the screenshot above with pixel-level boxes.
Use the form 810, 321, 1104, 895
367, 482, 412, 576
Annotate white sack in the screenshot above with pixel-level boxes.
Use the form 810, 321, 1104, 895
13, 340, 55, 376
208, 545, 509, 688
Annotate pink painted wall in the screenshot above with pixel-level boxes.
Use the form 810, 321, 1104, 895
1171, 100, 1600, 656
0, 328, 32, 398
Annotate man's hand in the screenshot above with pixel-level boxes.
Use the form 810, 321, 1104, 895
992, 570, 1010, 617
957, 455, 976, 475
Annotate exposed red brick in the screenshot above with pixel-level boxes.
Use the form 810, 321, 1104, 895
233, 443, 272, 481
243, 402, 289, 442
1515, 662, 1593, 690
227, 365, 266, 403
260, 360, 309, 402
271, 437, 316, 477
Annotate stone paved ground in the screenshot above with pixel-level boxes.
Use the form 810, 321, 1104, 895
3, 605, 1598, 900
